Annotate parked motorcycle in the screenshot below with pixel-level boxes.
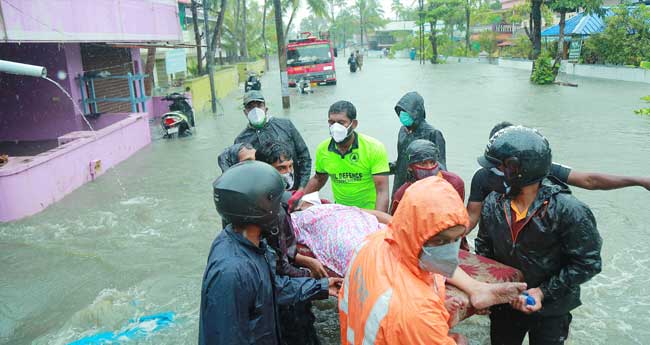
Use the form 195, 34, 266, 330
161, 93, 195, 138
244, 72, 262, 92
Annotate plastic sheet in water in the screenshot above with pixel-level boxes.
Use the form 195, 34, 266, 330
66, 311, 175, 345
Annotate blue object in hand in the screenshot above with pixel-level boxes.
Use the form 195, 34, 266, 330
522, 291, 536, 306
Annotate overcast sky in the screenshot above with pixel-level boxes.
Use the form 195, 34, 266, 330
294, 0, 417, 29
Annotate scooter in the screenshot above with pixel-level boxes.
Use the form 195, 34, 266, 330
161, 93, 195, 138
244, 72, 262, 92
298, 78, 313, 94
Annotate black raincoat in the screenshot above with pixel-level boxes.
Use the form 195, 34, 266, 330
234, 117, 312, 188
391, 92, 446, 197
270, 199, 310, 278
199, 226, 329, 345
476, 178, 602, 316
218, 143, 245, 173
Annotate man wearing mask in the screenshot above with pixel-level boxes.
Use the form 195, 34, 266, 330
391, 91, 446, 198
256, 141, 298, 191
476, 126, 602, 345
339, 177, 525, 345
199, 161, 342, 345
465, 121, 650, 233
300, 100, 390, 212
234, 90, 312, 191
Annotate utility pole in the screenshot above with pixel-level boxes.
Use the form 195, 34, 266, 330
419, 0, 425, 65
203, 0, 218, 113
273, 0, 290, 108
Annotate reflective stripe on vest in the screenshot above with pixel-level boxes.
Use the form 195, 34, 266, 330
340, 240, 368, 315
361, 289, 393, 345
347, 327, 355, 344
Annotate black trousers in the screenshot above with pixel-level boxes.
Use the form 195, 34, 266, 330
279, 300, 321, 345
490, 305, 572, 345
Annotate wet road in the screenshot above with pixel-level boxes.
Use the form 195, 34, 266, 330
1, 57, 650, 345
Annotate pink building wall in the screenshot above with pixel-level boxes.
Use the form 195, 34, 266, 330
0, 0, 182, 43
0, 113, 152, 222
0, 43, 85, 141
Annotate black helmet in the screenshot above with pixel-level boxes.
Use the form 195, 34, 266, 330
406, 139, 440, 165
213, 160, 285, 226
477, 126, 551, 188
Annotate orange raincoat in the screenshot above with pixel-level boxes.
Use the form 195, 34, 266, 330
339, 177, 469, 345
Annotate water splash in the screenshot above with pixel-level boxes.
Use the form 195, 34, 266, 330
43, 76, 130, 199
43, 76, 96, 133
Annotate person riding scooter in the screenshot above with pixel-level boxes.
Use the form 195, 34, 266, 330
161, 92, 195, 137
245, 72, 262, 92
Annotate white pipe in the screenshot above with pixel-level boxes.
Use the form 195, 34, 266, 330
0, 59, 47, 78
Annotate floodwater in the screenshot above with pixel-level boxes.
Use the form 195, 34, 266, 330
1, 57, 650, 345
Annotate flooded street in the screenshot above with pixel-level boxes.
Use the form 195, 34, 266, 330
2, 57, 650, 345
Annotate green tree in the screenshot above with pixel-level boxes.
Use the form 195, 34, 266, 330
391, 0, 406, 20
300, 15, 329, 33
531, 51, 555, 84
284, 0, 329, 40
423, 0, 464, 63
353, 0, 386, 48
547, 0, 603, 77
582, 4, 650, 66
478, 30, 497, 55
331, 8, 358, 52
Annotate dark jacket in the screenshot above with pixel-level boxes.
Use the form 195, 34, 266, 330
269, 201, 311, 278
218, 143, 245, 173
234, 117, 312, 188
476, 178, 602, 316
392, 92, 446, 197
199, 226, 329, 345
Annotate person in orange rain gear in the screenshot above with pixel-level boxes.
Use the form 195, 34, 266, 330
339, 176, 526, 345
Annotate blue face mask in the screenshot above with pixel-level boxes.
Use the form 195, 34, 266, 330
399, 111, 414, 127
418, 241, 460, 278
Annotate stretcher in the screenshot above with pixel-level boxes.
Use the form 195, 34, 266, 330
296, 245, 523, 322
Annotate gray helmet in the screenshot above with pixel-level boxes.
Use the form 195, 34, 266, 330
478, 126, 552, 188
213, 160, 285, 226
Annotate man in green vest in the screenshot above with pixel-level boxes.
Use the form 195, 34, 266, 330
300, 100, 390, 212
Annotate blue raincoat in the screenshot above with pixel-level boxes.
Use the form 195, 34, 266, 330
199, 226, 329, 345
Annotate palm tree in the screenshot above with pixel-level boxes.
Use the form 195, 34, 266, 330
284, 0, 329, 40
353, 0, 385, 48
391, 0, 405, 20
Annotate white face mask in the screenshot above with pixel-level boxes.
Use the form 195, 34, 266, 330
329, 123, 352, 143
247, 107, 267, 127
418, 241, 460, 278
282, 172, 294, 190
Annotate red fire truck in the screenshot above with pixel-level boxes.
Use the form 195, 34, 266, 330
287, 32, 337, 86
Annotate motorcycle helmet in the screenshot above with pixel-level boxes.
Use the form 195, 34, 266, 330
213, 160, 285, 226
477, 126, 551, 188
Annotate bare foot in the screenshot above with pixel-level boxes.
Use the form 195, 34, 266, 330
469, 282, 527, 310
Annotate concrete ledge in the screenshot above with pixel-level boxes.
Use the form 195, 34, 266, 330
0, 113, 151, 222
560, 62, 650, 84
497, 58, 533, 71
447, 56, 482, 64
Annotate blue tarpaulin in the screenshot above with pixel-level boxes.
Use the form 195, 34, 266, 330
67, 311, 175, 345
542, 8, 614, 37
